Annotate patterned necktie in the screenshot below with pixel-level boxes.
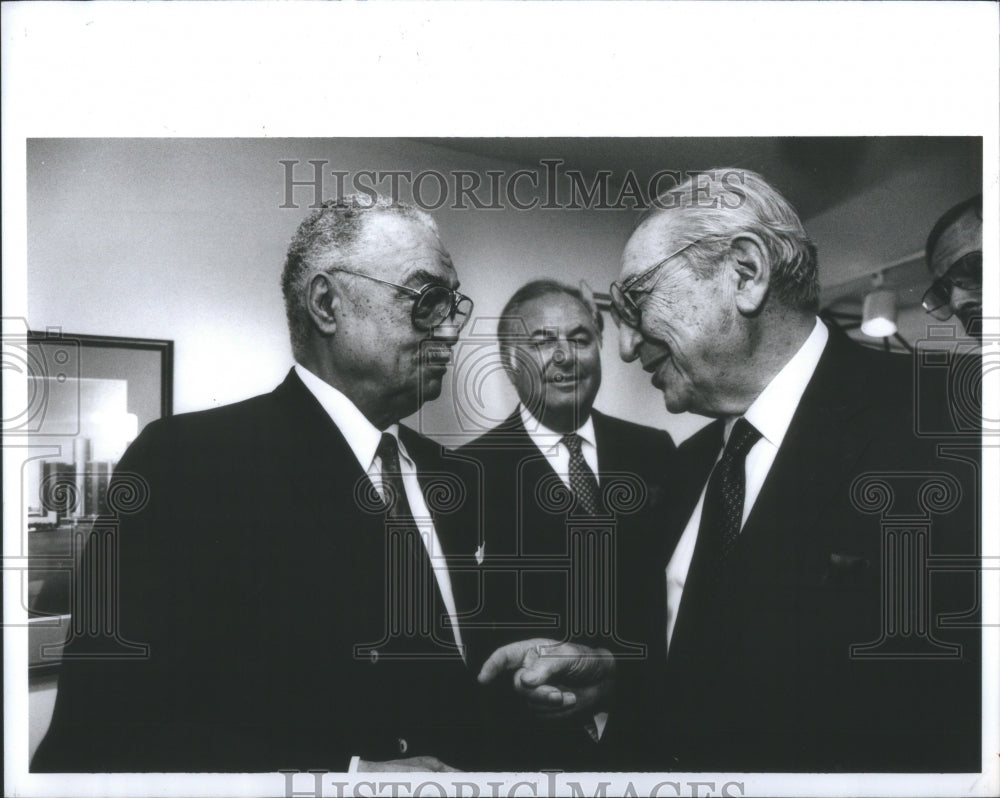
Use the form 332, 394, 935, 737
697, 418, 762, 581
562, 432, 603, 515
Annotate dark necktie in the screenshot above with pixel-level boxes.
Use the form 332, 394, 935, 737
562, 432, 603, 515
376, 432, 455, 655
696, 417, 762, 583
669, 418, 762, 661
377, 432, 415, 521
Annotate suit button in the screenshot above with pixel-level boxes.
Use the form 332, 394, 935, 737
370, 650, 379, 664
398, 738, 408, 755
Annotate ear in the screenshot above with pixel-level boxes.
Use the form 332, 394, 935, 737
728, 233, 770, 315
578, 279, 605, 341
306, 272, 340, 336
500, 344, 518, 377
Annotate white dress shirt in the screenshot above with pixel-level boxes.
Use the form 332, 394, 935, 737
664, 318, 829, 651
293, 364, 465, 657
518, 404, 600, 486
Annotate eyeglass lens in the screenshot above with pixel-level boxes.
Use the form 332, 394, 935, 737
413, 286, 472, 330
609, 283, 640, 329
922, 251, 982, 319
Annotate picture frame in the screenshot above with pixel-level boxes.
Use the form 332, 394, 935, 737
23, 331, 173, 672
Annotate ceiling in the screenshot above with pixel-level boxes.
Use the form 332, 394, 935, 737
419, 136, 981, 350
418, 137, 980, 223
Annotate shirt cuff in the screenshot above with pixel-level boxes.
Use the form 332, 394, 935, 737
348, 755, 360, 773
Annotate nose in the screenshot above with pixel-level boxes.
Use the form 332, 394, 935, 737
949, 284, 981, 313
618, 323, 642, 363
949, 285, 983, 339
551, 337, 575, 369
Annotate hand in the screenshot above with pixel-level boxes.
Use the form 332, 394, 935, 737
477, 638, 616, 720
356, 756, 460, 772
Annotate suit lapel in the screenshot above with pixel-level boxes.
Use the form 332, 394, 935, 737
267, 370, 401, 656
401, 425, 491, 660
665, 422, 723, 563
591, 410, 618, 473
401, 426, 470, 561
737, 329, 878, 563
660, 421, 724, 660
271, 369, 377, 534
476, 411, 563, 551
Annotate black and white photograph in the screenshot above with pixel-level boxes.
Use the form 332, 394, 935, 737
3, 4, 998, 798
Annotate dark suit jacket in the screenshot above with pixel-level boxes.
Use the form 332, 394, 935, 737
32, 370, 493, 772
614, 325, 982, 772
456, 409, 676, 769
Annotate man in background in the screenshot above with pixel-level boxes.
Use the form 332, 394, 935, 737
485, 170, 981, 772
922, 194, 983, 340
463, 279, 675, 769
34, 197, 494, 772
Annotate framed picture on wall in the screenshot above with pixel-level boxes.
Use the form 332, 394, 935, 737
21, 331, 173, 671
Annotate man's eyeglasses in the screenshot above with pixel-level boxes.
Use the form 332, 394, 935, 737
609, 238, 703, 329
328, 268, 474, 331
921, 251, 982, 321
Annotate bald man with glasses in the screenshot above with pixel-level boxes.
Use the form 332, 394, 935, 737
922, 194, 983, 341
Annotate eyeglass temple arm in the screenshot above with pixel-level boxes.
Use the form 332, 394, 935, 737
591, 292, 613, 313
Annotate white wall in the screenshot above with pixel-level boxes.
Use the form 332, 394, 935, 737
27, 139, 981, 447
28, 138, 702, 444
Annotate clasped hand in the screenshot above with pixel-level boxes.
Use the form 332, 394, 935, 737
476, 638, 616, 721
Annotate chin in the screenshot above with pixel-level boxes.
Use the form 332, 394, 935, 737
959, 316, 982, 341
420, 376, 444, 402
541, 396, 585, 420
662, 393, 689, 415
541, 392, 575, 413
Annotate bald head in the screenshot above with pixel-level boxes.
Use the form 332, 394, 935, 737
924, 195, 982, 340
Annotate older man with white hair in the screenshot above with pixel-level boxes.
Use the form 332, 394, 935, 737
483, 170, 981, 772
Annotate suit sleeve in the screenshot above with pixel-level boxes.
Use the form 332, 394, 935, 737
32, 421, 182, 770
32, 419, 357, 772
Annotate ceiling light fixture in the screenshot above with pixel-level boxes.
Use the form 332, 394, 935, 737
860, 273, 898, 338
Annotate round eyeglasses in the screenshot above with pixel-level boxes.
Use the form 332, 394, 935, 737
328, 268, 474, 331
609, 238, 703, 329
921, 251, 982, 321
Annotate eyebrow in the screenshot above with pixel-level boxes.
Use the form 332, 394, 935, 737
529, 324, 594, 339
406, 268, 459, 290
621, 267, 660, 294
621, 236, 706, 293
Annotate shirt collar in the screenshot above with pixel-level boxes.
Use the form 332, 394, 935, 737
518, 403, 597, 454
732, 317, 829, 448
294, 363, 406, 471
